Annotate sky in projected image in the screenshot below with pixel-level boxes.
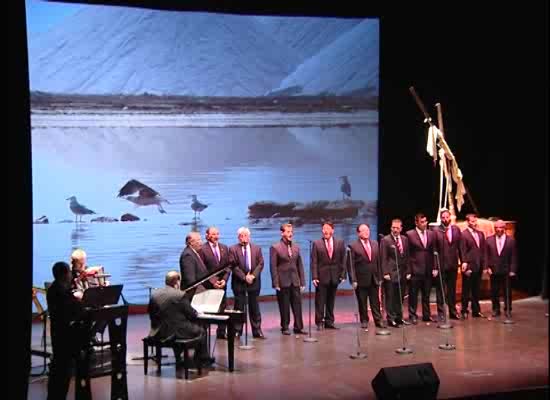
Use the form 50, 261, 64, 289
27, 0, 379, 303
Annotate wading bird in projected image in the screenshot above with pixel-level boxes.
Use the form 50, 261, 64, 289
117, 179, 169, 214
190, 194, 209, 219
339, 176, 352, 200
66, 196, 96, 222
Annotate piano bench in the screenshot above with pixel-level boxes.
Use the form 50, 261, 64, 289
142, 335, 203, 379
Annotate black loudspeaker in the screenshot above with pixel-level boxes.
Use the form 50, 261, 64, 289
371, 362, 440, 400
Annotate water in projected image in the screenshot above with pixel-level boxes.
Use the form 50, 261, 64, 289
27, 2, 379, 304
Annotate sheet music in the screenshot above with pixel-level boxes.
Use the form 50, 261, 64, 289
191, 289, 225, 314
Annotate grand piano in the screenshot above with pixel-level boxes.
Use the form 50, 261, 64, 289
182, 265, 244, 372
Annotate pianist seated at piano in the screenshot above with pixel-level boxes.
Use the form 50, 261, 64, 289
148, 271, 213, 367
70, 248, 110, 298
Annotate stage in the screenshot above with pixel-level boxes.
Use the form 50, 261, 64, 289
29, 295, 548, 399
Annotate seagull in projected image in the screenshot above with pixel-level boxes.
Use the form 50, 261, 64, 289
66, 196, 96, 222
339, 176, 352, 200
117, 179, 169, 214
190, 194, 209, 219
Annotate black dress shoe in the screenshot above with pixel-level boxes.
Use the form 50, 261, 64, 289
217, 333, 228, 340
472, 312, 485, 318
324, 324, 339, 330
461, 312, 469, 320
388, 320, 399, 328
293, 329, 307, 335
281, 329, 291, 335
316, 324, 323, 331
360, 322, 369, 329
410, 318, 418, 325
449, 314, 461, 320
253, 331, 266, 339
422, 316, 437, 323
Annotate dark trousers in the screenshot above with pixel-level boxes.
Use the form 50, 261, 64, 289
461, 270, 482, 314
276, 286, 304, 331
491, 274, 512, 313
315, 282, 338, 326
408, 276, 431, 320
234, 290, 262, 334
355, 285, 382, 324
47, 350, 73, 400
383, 279, 406, 322
441, 268, 458, 317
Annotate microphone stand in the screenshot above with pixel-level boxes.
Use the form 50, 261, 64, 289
304, 240, 318, 343
434, 252, 453, 330
434, 252, 456, 351
376, 235, 391, 336
393, 245, 413, 355
239, 289, 255, 349
347, 248, 367, 359
502, 272, 515, 325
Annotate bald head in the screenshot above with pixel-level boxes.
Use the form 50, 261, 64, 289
186, 231, 202, 251
165, 270, 181, 288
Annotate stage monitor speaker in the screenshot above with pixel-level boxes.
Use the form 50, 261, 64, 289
371, 362, 440, 400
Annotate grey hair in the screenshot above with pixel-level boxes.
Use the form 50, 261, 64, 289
237, 227, 250, 236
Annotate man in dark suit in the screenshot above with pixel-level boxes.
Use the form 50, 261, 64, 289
380, 218, 411, 327
46, 261, 85, 400
460, 213, 487, 318
200, 226, 231, 339
148, 271, 209, 366
485, 220, 518, 318
434, 209, 463, 320
406, 213, 438, 324
270, 223, 306, 335
311, 220, 346, 329
179, 231, 214, 299
348, 223, 383, 330
229, 227, 266, 339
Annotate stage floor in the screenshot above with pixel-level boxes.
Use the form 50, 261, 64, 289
29, 295, 548, 399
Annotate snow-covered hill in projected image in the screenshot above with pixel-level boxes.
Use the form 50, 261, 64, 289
27, 5, 378, 98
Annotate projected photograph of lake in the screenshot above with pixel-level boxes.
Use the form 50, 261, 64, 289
27, 4, 379, 304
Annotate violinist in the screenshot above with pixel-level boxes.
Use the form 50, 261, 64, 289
70, 249, 109, 298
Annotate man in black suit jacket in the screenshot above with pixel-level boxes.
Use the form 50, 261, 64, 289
485, 220, 518, 318
148, 271, 209, 365
180, 231, 214, 299
380, 218, 411, 327
229, 227, 266, 338
460, 213, 487, 318
270, 223, 306, 335
434, 209, 463, 320
348, 223, 383, 330
200, 226, 231, 339
46, 262, 85, 400
406, 213, 438, 324
311, 221, 346, 329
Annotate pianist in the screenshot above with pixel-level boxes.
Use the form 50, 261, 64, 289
46, 261, 85, 400
148, 271, 213, 367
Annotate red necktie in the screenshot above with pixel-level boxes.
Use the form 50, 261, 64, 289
395, 236, 403, 254
363, 240, 372, 261
472, 230, 480, 248
326, 239, 333, 258
420, 231, 427, 248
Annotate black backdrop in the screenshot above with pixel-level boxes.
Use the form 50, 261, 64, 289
13, 2, 547, 398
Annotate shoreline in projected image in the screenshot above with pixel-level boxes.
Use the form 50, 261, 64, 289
27, 2, 379, 304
